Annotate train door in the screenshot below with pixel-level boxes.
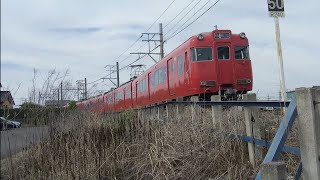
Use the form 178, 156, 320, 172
168, 58, 175, 96
216, 42, 234, 85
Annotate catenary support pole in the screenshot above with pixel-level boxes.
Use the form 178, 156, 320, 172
84, 78, 87, 100
296, 87, 320, 180
60, 82, 63, 107
116, 62, 120, 88
159, 23, 164, 59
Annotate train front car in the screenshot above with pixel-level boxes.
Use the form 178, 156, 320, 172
189, 30, 253, 100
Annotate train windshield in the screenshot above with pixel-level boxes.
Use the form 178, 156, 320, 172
191, 47, 213, 61
234, 46, 250, 60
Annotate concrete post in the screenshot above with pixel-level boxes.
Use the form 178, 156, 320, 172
210, 95, 222, 128
157, 107, 160, 121
296, 87, 320, 180
261, 162, 287, 180
243, 93, 262, 168
176, 97, 183, 121
190, 96, 198, 123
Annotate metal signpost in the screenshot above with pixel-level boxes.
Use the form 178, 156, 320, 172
267, 0, 287, 102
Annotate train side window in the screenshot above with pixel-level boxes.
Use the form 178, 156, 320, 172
234, 46, 250, 60
169, 61, 174, 72
151, 74, 154, 86
155, 71, 159, 85
143, 79, 146, 92
178, 56, 183, 75
217, 46, 230, 60
125, 88, 130, 99
163, 67, 167, 82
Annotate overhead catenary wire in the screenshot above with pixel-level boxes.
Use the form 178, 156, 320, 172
163, 0, 197, 29
88, 45, 160, 86
88, 0, 177, 85
107, 0, 177, 66
166, 0, 221, 41
165, 0, 218, 40
164, 0, 205, 38
89, 0, 221, 86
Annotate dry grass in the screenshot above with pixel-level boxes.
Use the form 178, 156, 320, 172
1, 105, 301, 179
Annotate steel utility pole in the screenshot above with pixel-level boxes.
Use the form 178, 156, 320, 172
84, 78, 88, 100
159, 23, 164, 59
60, 82, 63, 107
116, 62, 120, 87
103, 62, 120, 88
267, 0, 287, 102
130, 23, 164, 63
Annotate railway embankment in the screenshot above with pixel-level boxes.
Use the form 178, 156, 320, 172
1, 101, 303, 179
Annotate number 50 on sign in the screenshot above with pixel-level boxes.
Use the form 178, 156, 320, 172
268, 0, 285, 17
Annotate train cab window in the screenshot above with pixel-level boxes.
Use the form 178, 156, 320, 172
217, 46, 230, 60
234, 46, 250, 60
191, 47, 213, 61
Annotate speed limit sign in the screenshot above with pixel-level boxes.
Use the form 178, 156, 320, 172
268, 0, 285, 17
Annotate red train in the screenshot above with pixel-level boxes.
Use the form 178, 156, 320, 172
77, 29, 253, 112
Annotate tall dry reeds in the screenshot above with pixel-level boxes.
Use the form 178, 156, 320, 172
1, 105, 300, 179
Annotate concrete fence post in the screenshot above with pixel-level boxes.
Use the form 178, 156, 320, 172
261, 162, 288, 180
176, 97, 183, 121
296, 87, 320, 180
157, 107, 160, 121
210, 95, 222, 128
243, 93, 263, 168
190, 96, 198, 123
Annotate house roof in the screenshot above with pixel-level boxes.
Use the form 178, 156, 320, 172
0, 91, 15, 105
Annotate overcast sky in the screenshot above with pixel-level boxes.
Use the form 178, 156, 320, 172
1, 0, 320, 104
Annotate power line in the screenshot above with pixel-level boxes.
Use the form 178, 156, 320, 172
164, 0, 205, 38
91, 44, 160, 86
89, 0, 221, 86
88, 0, 178, 86
166, 0, 221, 41
163, 0, 197, 29
145, 0, 177, 32
165, 0, 215, 40
107, 0, 177, 66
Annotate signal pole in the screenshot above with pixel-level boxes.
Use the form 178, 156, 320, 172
274, 17, 287, 102
267, 0, 287, 102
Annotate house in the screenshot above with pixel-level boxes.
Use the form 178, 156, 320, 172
0, 91, 15, 109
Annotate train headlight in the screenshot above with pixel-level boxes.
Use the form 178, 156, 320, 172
240, 32, 246, 39
197, 34, 204, 41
